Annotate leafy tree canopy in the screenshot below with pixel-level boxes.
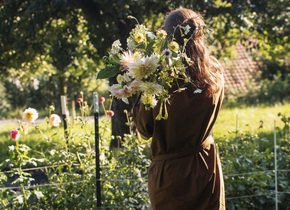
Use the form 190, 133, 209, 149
1, 0, 288, 78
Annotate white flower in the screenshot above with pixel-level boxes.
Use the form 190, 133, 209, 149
121, 51, 134, 70
49, 114, 61, 127
127, 38, 136, 51
111, 40, 122, 54
133, 169, 141, 177
16, 195, 23, 204
9, 145, 15, 151
162, 49, 172, 58
140, 93, 157, 110
22, 108, 38, 123
108, 80, 142, 103
127, 55, 159, 80
184, 25, 191, 35
194, 89, 202, 94
146, 32, 157, 40
49, 149, 55, 155
140, 82, 163, 95
100, 153, 106, 161
34, 191, 44, 199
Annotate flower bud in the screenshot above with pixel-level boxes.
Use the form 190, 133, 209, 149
50, 114, 61, 127
49, 105, 55, 111
99, 97, 105, 103
108, 110, 114, 117
11, 130, 20, 140
77, 98, 83, 103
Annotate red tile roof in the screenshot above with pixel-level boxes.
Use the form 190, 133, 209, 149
221, 41, 257, 93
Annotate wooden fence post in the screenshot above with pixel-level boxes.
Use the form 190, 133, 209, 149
61, 95, 69, 151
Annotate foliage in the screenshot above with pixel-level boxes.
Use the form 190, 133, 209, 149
218, 112, 290, 210
1, 99, 290, 209
100, 133, 151, 208
225, 73, 290, 106
1, 0, 289, 141
0, 97, 151, 209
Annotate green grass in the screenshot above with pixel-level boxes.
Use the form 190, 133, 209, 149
1, 103, 290, 164
0, 119, 99, 164
214, 103, 290, 147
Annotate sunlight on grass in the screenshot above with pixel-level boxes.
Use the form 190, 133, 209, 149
0, 116, 112, 163
1, 103, 290, 163
214, 103, 290, 142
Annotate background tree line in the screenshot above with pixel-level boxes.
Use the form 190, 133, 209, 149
0, 0, 289, 146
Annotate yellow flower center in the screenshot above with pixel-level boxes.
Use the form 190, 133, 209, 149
133, 52, 141, 61
157, 30, 167, 39
26, 112, 32, 117
169, 42, 179, 51
135, 33, 144, 43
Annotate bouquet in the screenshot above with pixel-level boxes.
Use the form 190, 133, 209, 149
97, 16, 199, 120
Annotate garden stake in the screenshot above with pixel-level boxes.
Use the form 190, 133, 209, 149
61, 96, 69, 153
274, 120, 278, 210
93, 92, 101, 208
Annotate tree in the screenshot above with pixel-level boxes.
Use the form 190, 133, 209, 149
0, 0, 99, 113
1, 0, 288, 147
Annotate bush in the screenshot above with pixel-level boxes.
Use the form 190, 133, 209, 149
225, 73, 290, 106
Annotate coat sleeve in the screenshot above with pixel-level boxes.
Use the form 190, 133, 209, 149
132, 102, 154, 140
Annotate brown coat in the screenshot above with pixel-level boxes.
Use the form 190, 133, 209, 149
133, 74, 225, 210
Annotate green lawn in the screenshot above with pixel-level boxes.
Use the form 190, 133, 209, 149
0, 118, 99, 164
214, 103, 290, 146
1, 103, 290, 163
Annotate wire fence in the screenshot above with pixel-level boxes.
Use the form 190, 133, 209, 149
2, 170, 289, 199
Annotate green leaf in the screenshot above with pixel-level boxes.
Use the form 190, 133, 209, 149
238, 185, 246, 191
97, 64, 120, 79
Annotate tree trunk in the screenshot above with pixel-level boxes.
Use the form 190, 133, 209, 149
69, 75, 76, 125
49, 76, 54, 106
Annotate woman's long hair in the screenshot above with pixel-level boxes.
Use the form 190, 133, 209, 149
162, 8, 223, 97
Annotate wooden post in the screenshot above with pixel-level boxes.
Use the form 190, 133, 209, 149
93, 92, 101, 207
61, 96, 69, 150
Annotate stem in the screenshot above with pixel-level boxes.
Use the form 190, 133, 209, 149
101, 103, 107, 117
127, 15, 139, 25
22, 185, 29, 209
16, 142, 28, 209
125, 111, 131, 134
164, 102, 168, 119
34, 122, 49, 140
79, 101, 84, 120
109, 96, 113, 111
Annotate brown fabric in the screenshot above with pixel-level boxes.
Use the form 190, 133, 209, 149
133, 73, 225, 210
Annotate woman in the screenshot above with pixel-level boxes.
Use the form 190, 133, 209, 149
133, 8, 225, 210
